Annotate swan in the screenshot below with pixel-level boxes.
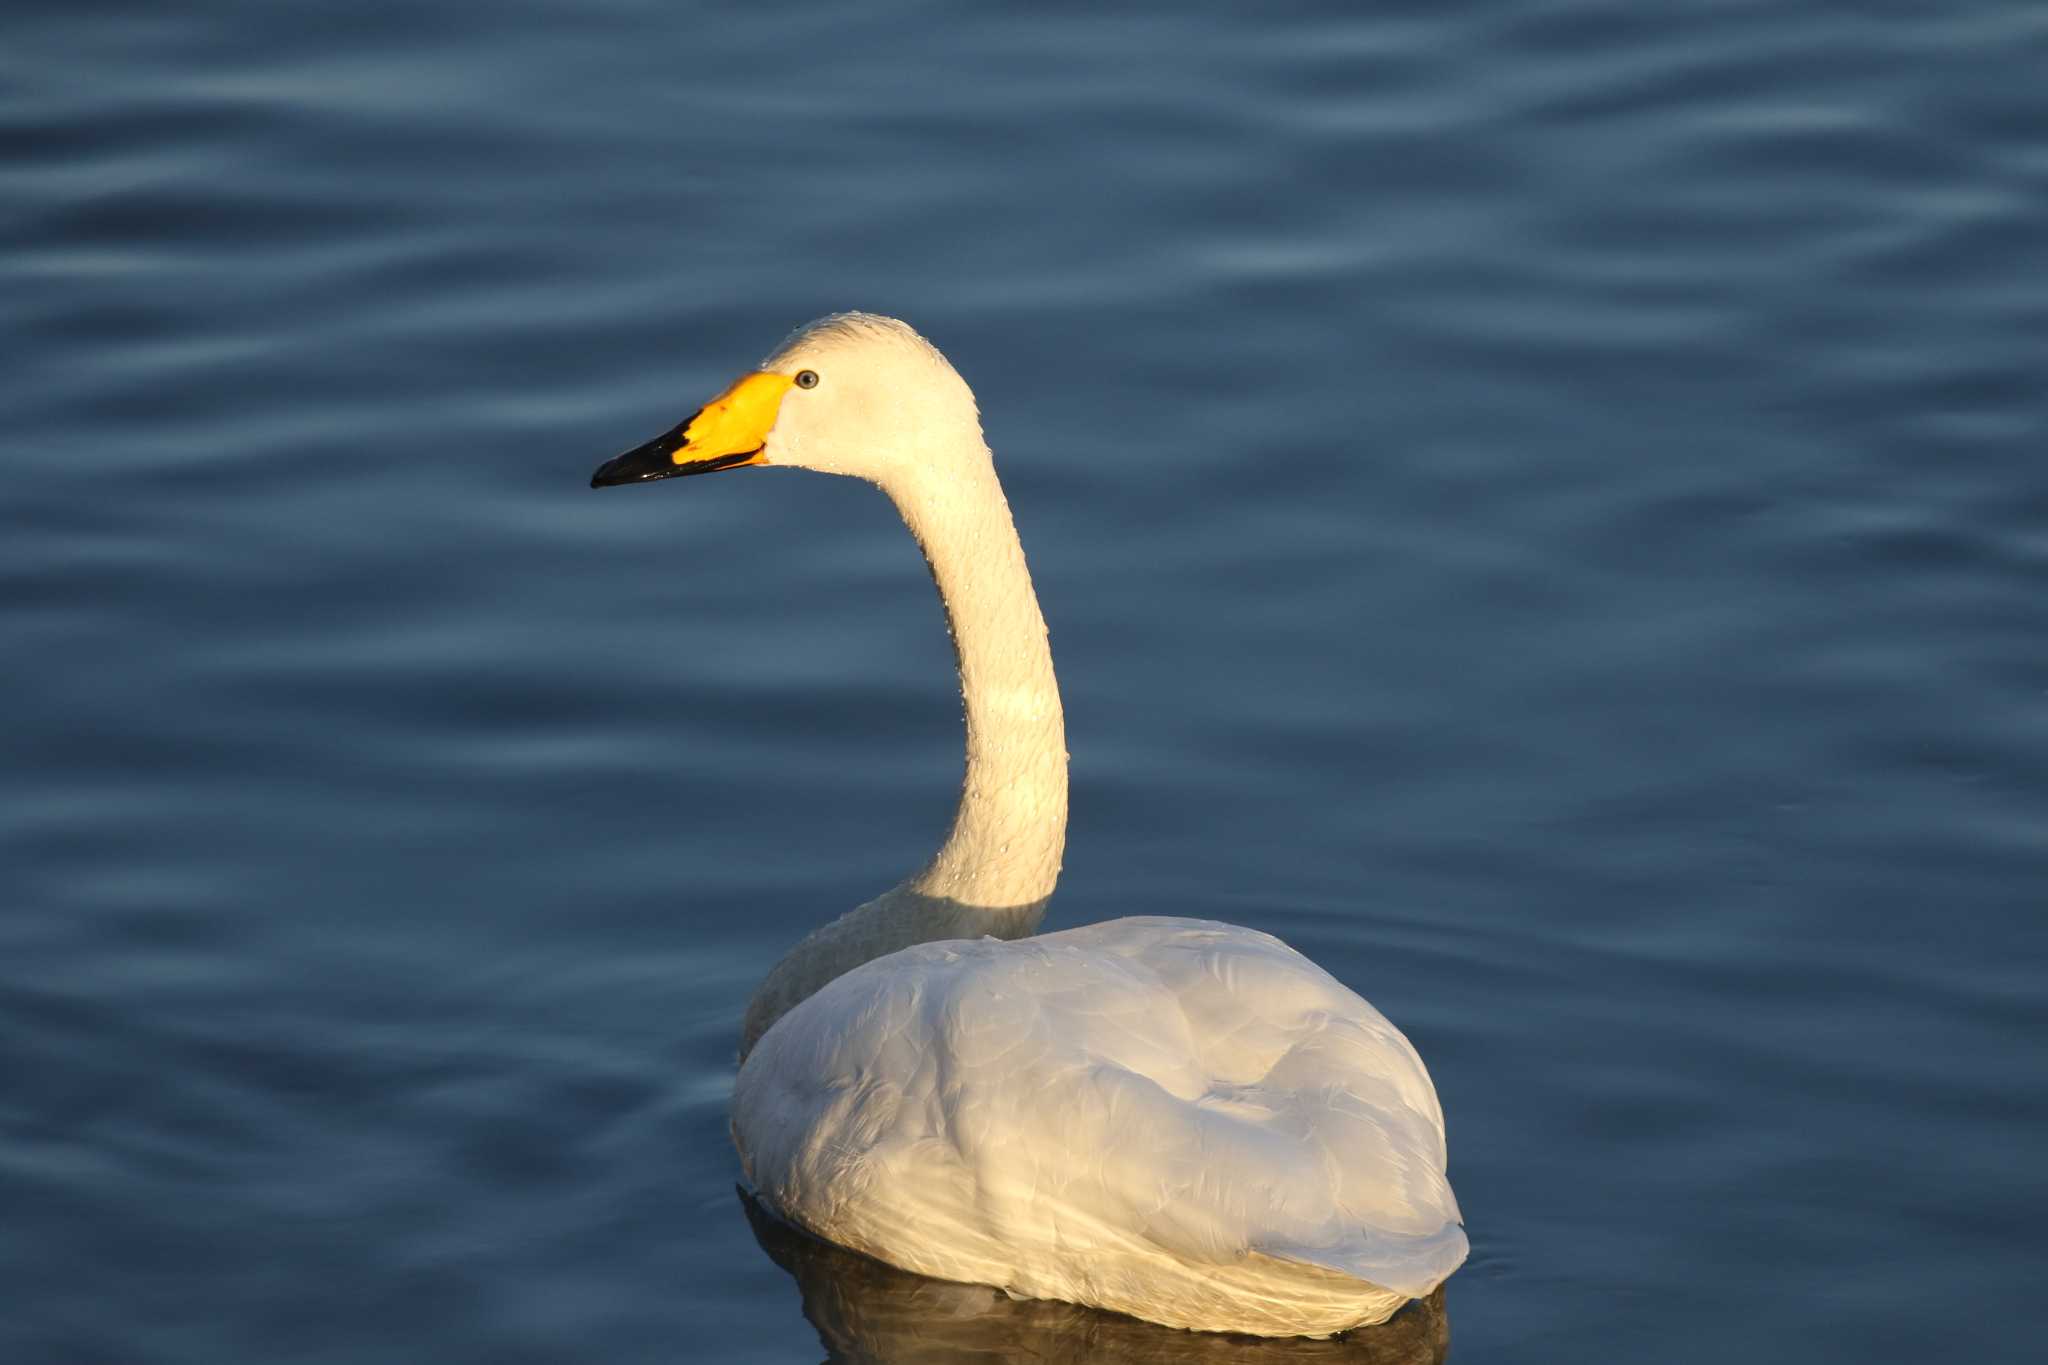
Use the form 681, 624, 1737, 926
590, 313, 1467, 1337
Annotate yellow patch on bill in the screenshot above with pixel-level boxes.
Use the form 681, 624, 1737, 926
677, 371, 796, 464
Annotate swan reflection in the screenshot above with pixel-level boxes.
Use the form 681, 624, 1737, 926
740, 1188, 1450, 1365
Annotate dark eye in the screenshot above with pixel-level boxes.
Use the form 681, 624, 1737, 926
794, 369, 819, 390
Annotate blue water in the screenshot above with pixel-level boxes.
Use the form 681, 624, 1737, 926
5, 3, 2045, 1361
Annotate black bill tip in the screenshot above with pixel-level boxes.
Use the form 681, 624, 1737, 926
591, 415, 694, 489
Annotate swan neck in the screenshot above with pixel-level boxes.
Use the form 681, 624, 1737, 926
736, 439, 1068, 1064
895, 455, 1067, 917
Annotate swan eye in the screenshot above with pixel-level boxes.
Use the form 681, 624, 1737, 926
794, 369, 820, 390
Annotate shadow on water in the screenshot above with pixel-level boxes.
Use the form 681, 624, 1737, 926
739, 1188, 1450, 1365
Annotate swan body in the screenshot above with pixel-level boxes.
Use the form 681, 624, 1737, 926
592, 313, 1466, 1336
733, 916, 1466, 1337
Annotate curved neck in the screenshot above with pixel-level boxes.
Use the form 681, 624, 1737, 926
736, 449, 1067, 1061
892, 455, 1067, 915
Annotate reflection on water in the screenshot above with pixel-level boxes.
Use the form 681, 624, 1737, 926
740, 1189, 1449, 1365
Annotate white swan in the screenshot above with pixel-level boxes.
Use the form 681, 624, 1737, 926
591, 313, 1467, 1337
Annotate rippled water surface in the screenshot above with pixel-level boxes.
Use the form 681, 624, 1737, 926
5, 3, 2046, 1361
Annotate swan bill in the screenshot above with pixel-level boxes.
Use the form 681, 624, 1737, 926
590, 370, 793, 488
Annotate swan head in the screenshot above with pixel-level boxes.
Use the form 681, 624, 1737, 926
591, 313, 985, 492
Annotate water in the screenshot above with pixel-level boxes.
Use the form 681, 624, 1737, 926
4, 3, 2044, 1360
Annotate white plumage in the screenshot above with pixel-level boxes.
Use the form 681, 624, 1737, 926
734, 917, 1466, 1336
595, 313, 1466, 1336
